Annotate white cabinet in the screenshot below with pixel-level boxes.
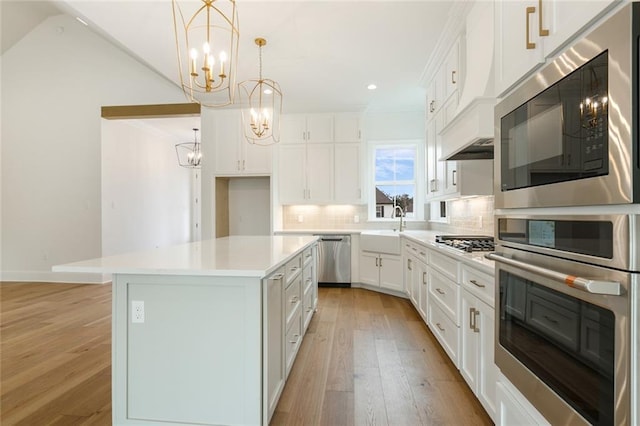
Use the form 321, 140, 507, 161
281, 113, 334, 144
214, 110, 272, 176
334, 113, 362, 142
359, 251, 403, 292
279, 144, 333, 204
460, 288, 498, 422
495, 0, 620, 96
427, 36, 462, 124
497, 374, 551, 426
334, 143, 362, 203
263, 269, 285, 423
426, 111, 446, 198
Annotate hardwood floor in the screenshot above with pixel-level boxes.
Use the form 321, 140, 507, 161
271, 287, 493, 425
1, 283, 492, 425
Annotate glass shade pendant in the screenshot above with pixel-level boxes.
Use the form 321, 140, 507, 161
175, 128, 202, 168
172, 0, 239, 107
239, 38, 283, 145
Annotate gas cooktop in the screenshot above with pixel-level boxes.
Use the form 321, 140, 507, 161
435, 235, 495, 253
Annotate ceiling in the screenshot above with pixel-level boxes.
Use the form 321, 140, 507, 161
2, 1, 456, 115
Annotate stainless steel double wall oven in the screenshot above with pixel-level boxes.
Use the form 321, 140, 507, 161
492, 3, 640, 425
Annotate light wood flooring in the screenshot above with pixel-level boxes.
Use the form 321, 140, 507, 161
1, 283, 492, 425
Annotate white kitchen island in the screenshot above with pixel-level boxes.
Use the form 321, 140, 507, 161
54, 235, 319, 426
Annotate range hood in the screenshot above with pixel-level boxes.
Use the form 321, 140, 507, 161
440, 97, 495, 161
439, 1, 495, 161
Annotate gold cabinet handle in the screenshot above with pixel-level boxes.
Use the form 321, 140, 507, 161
469, 307, 476, 330
436, 288, 445, 295
526, 6, 536, 49
538, 0, 549, 36
451, 70, 456, 84
436, 323, 445, 332
408, 258, 412, 271
422, 272, 427, 285
473, 310, 480, 333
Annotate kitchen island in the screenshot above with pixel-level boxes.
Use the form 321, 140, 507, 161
54, 235, 319, 426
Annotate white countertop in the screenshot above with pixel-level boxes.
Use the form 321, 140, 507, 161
53, 236, 318, 278
401, 231, 495, 275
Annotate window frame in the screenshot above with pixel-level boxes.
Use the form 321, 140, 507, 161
367, 139, 424, 222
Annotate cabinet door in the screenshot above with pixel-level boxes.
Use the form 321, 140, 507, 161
494, 0, 545, 96
426, 118, 438, 199
443, 161, 458, 195
460, 290, 479, 393
264, 273, 285, 422
278, 145, 306, 204
359, 252, 380, 287
426, 75, 442, 122
280, 114, 307, 144
334, 113, 361, 142
477, 299, 498, 422
417, 260, 428, 319
406, 255, 417, 306
543, 0, 620, 56
443, 38, 460, 101
379, 254, 403, 292
243, 143, 272, 175
214, 111, 241, 175
306, 144, 334, 203
334, 143, 361, 203
306, 114, 334, 143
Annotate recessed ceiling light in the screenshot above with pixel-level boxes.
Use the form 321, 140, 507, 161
367, 84, 377, 90
76, 17, 89, 26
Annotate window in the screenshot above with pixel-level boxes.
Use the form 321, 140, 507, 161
369, 142, 422, 220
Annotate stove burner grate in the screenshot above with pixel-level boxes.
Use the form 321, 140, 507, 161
435, 235, 495, 253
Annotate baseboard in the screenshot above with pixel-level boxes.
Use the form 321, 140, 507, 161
351, 282, 409, 299
0, 270, 110, 284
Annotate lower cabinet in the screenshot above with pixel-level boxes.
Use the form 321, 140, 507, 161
497, 374, 550, 426
263, 244, 318, 424
460, 288, 498, 422
359, 251, 403, 292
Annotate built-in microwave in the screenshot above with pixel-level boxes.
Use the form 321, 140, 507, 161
494, 2, 640, 209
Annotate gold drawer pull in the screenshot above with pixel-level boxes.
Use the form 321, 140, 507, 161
436, 323, 445, 332
526, 6, 536, 49
436, 288, 445, 295
538, 0, 549, 36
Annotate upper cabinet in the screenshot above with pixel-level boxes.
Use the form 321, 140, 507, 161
281, 114, 334, 144
214, 110, 272, 176
495, 0, 621, 96
427, 36, 462, 125
334, 113, 362, 143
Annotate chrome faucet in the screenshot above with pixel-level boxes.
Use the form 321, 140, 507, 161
394, 205, 406, 232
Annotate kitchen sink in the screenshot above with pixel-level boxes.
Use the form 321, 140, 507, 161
360, 230, 401, 255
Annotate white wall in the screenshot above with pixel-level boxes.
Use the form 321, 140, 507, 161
363, 110, 425, 140
101, 120, 192, 256
228, 177, 270, 236
1, 14, 186, 282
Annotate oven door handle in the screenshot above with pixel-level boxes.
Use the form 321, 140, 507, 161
485, 252, 622, 296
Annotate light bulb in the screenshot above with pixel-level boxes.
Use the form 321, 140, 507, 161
203, 42, 210, 54
219, 51, 227, 63
190, 49, 198, 59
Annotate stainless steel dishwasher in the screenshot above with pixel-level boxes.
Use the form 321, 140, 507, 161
315, 235, 351, 287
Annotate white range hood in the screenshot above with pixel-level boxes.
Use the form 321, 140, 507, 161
440, 1, 495, 161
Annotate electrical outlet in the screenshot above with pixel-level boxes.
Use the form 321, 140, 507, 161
132, 300, 145, 323
354, 215, 360, 223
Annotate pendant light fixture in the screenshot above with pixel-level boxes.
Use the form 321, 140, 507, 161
175, 128, 202, 168
238, 37, 283, 145
172, 0, 239, 107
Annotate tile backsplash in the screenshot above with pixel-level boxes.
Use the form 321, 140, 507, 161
282, 196, 495, 235
429, 196, 495, 236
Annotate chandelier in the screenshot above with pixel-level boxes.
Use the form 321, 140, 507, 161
175, 128, 202, 168
172, 0, 239, 107
238, 38, 283, 145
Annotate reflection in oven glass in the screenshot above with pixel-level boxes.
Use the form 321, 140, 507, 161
499, 271, 615, 425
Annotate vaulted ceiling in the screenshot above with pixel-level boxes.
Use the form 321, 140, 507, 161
2, 1, 456, 114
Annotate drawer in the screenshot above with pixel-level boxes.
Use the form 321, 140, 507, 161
429, 268, 460, 325
302, 286, 314, 332
526, 290, 579, 351
428, 300, 459, 367
461, 264, 495, 307
430, 250, 457, 282
285, 275, 302, 330
302, 263, 313, 294
285, 306, 302, 376
404, 240, 428, 264
285, 254, 302, 286
302, 246, 314, 267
